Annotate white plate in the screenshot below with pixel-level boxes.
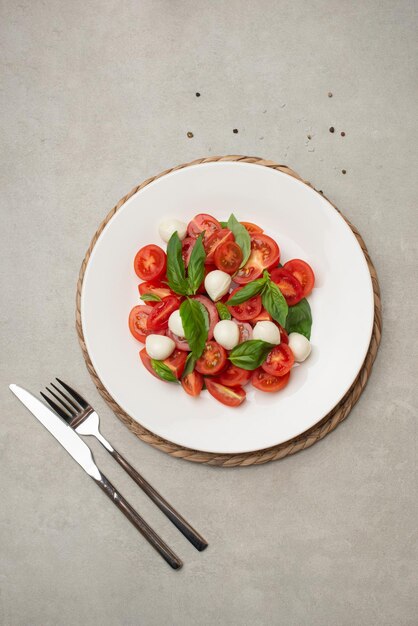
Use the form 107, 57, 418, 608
81, 162, 374, 454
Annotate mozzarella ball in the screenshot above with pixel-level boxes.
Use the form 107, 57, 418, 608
145, 334, 175, 360
168, 310, 185, 337
213, 320, 240, 350
204, 270, 231, 301
288, 332, 311, 362
253, 321, 281, 345
158, 219, 187, 242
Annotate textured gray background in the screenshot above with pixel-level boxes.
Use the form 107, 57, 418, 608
1, 1, 417, 625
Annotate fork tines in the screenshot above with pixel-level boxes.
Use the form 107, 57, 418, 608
41, 378, 88, 423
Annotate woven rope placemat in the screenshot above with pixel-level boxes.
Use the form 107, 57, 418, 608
76, 156, 382, 467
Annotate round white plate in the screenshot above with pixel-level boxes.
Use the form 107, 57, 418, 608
81, 162, 374, 454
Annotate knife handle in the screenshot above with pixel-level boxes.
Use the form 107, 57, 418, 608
94, 472, 182, 570
109, 448, 208, 552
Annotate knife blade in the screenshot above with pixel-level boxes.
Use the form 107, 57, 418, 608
9, 383, 183, 569
9, 384, 101, 480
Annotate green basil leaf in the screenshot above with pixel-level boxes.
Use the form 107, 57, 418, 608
262, 281, 288, 327
187, 233, 206, 294
227, 213, 251, 267
228, 340, 274, 370
226, 276, 267, 305
182, 352, 197, 378
140, 293, 162, 302
151, 360, 178, 382
285, 298, 312, 339
216, 301, 232, 320
166, 232, 189, 295
219, 221, 228, 228
179, 298, 209, 358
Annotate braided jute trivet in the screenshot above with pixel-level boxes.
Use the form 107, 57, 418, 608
76, 156, 382, 467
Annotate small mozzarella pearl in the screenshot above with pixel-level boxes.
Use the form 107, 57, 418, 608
253, 321, 281, 345
204, 270, 231, 301
168, 310, 185, 337
213, 320, 240, 350
288, 332, 311, 362
158, 219, 187, 242
145, 334, 175, 360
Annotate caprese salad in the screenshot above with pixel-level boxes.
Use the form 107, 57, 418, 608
128, 213, 314, 407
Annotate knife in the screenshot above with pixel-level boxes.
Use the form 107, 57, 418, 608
9, 384, 182, 570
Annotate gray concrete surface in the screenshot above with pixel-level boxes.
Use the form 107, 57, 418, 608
1, 1, 417, 625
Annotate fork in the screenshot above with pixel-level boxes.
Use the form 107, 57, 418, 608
41, 379, 208, 552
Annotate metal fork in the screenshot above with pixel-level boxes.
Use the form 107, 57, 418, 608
41, 379, 208, 552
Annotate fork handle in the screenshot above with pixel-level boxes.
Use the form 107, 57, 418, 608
94, 472, 182, 570
109, 448, 208, 552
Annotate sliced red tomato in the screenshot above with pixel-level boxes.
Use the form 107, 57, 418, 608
241, 221, 264, 234
234, 234, 280, 284
195, 341, 227, 375
262, 344, 294, 377
146, 296, 180, 331
205, 379, 246, 407
251, 369, 290, 392
164, 350, 188, 379
139, 347, 159, 378
204, 229, 234, 264
218, 364, 252, 387
138, 281, 175, 305
233, 320, 253, 343
277, 324, 289, 344
181, 371, 204, 397
166, 329, 190, 351
187, 213, 221, 239
284, 259, 315, 297
193, 295, 219, 339
251, 308, 272, 323
181, 237, 196, 267
227, 287, 262, 321
214, 241, 243, 274
270, 268, 303, 306
134, 244, 167, 281
129, 305, 153, 342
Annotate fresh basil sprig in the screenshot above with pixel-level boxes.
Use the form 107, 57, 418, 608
219, 221, 228, 228
187, 233, 206, 294
227, 213, 251, 267
179, 298, 209, 358
228, 340, 274, 370
216, 301, 232, 320
166, 232, 189, 295
226, 275, 268, 305
151, 360, 178, 382
140, 293, 162, 302
262, 280, 288, 327
182, 352, 197, 378
285, 298, 312, 339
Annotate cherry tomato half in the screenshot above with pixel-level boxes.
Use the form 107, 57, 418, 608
138, 281, 176, 304
233, 320, 253, 343
218, 364, 252, 387
139, 347, 187, 380
251, 369, 290, 392
227, 287, 262, 321
181, 371, 204, 397
139, 347, 159, 378
277, 324, 289, 344
204, 229, 234, 265
234, 234, 280, 284
251, 308, 272, 323
129, 305, 153, 342
284, 259, 315, 297
146, 296, 180, 332
214, 241, 243, 274
241, 221, 264, 234
187, 213, 221, 239
205, 379, 246, 407
262, 344, 294, 377
134, 244, 167, 281
181, 237, 196, 267
270, 268, 303, 306
195, 341, 227, 375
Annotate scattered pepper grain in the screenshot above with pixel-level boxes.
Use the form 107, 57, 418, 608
187, 131, 194, 138
342, 169, 346, 174
328, 92, 333, 98
341, 131, 345, 137
329, 126, 335, 133
233, 128, 238, 134
196, 92, 200, 97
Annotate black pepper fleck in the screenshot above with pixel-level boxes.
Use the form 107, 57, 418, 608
341, 131, 345, 137
187, 131, 194, 138
233, 128, 238, 134
328, 92, 333, 98
329, 126, 335, 133
342, 169, 346, 174
307, 134, 312, 140
195, 92, 200, 97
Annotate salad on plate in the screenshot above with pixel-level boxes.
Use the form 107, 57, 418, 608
128, 213, 314, 407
